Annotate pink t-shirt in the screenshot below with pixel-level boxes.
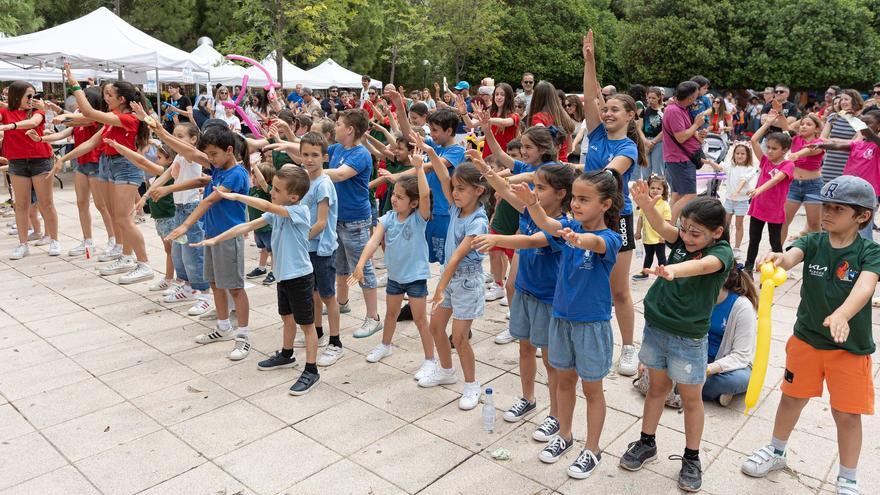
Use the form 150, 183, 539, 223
748, 155, 794, 223
661, 102, 701, 162
790, 135, 824, 171
844, 140, 880, 197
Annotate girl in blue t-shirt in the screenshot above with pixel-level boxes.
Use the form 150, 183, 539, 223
514, 168, 624, 480
348, 158, 436, 380
473, 162, 576, 444
581, 30, 648, 378
417, 136, 489, 412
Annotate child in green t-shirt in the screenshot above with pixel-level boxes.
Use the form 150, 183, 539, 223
620, 182, 734, 492
246, 162, 275, 285
741, 175, 880, 495
364, 134, 415, 215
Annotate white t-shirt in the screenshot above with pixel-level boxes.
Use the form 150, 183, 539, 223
171, 155, 203, 204
221, 113, 241, 132
724, 163, 758, 202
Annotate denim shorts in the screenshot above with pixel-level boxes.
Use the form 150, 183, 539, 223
665, 161, 697, 195
639, 322, 708, 385
548, 318, 613, 382
74, 159, 99, 177
425, 214, 450, 264
309, 251, 336, 298
154, 217, 176, 239
787, 177, 823, 204
509, 290, 552, 348
254, 230, 272, 251
387, 278, 428, 298
438, 264, 485, 320
99, 154, 144, 186
723, 198, 750, 216
8, 158, 52, 178
335, 219, 377, 288
370, 198, 379, 228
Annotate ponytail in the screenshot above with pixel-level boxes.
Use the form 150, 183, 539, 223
577, 168, 623, 229
627, 119, 649, 168
725, 264, 758, 309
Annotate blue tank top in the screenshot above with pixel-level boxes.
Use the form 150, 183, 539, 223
708, 292, 738, 362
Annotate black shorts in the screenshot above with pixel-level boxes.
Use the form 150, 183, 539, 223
277, 274, 315, 324
618, 214, 635, 252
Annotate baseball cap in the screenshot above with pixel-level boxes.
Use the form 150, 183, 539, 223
806, 175, 877, 211
454, 81, 470, 91
477, 86, 493, 96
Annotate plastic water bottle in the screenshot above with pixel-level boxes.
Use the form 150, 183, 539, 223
174, 234, 188, 245
482, 388, 496, 433
635, 239, 645, 259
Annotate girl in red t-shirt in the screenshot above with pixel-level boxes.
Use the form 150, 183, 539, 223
61, 64, 154, 284
463, 83, 520, 159
527, 81, 576, 162
0, 81, 58, 260
33, 87, 114, 257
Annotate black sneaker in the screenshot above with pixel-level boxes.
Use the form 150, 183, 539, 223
568, 449, 602, 479
246, 267, 267, 279
257, 351, 297, 371
262, 271, 276, 285
289, 370, 320, 396
538, 435, 573, 463
503, 397, 537, 422
532, 415, 560, 442
619, 439, 658, 471
449, 330, 473, 349
631, 273, 649, 281
670, 455, 702, 492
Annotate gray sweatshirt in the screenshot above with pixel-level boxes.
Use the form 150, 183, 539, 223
712, 295, 756, 373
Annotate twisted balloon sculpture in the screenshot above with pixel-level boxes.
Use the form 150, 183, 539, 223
221, 55, 283, 138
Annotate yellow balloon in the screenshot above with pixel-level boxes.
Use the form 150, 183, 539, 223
745, 263, 786, 414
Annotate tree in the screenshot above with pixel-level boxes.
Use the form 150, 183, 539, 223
425, 0, 508, 81
0, 0, 44, 35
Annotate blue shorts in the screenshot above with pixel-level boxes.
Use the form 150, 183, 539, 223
254, 230, 272, 252
99, 154, 144, 186
425, 213, 450, 264
509, 290, 552, 348
370, 198, 379, 228
787, 177, 823, 204
74, 159, 99, 177
548, 318, 613, 382
639, 322, 708, 385
438, 264, 485, 320
154, 217, 176, 238
665, 161, 697, 195
723, 198, 749, 216
335, 219, 377, 289
387, 279, 428, 298
309, 251, 336, 298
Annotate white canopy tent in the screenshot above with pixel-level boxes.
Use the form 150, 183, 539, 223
157, 43, 247, 86
304, 58, 378, 89
244, 51, 320, 90
0, 60, 102, 82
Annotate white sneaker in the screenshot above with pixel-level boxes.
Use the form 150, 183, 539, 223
499, 295, 509, 306
47, 240, 61, 256
317, 345, 345, 367
195, 326, 234, 344
733, 247, 743, 260
187, 297, 214, 316
9, 244, 28, 260
26, 231, 41, 242
353, 317, 383, 338
618, 345, 638, 376
34, 235, 51, 246
414, 359, 437, 381
483, 272, 493, 285
150, 278, 174, 292
105, 238, 116, 253
366, 343, 393, 363
485, 284, 505, 302
98, 244, 123, 262
99, 256, 136, 276
6, 226, 17, 235
228, 337, 251, 360
506, 311, 510, 320
68, 239, 93, 257
418, 366, 457, 388
164, 286, 197, 303
837, 476, 859, 495
119, 263, 154, 284
295, 332, 328, 348
163, 282, 184, 296
494, 329, 515, 344
458, 382, 482, 410
741, 445, 787, 477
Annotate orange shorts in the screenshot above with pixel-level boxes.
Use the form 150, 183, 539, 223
781, 335, 874, 415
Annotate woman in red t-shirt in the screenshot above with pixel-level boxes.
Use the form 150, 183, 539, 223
0, 81, 58, 260
61, 65, 153, 284
463, 83, 519, 159
32, 87, 114, 257
526, 81, 576, 161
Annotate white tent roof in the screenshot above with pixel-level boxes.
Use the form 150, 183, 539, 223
157, 44, 247, 85
0, 59, 102, 82
0, 7, 209, 74
244, 51, 320, 90
304, 58, 378, 89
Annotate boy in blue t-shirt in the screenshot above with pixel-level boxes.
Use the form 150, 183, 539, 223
322, 109, 383, 348
164, 125, 253, 362
194, 165, 322, 395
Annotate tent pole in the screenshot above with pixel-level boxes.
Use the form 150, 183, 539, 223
155, 68, 161, 122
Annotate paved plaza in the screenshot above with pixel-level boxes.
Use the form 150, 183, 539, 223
0, 174, 877, 495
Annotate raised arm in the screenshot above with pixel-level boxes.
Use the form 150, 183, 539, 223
251, 162, 269, 192
582, 30, 602, 132
417, 133, 453, 205
468, 150, 525, 212
750, 110, 778, 161
473, 107, 515, 170
415, 155, 431, 220
514, 183, 564, 233
631, 180, 679, 243
63, 64, 126, 128
388, 90, 413, 139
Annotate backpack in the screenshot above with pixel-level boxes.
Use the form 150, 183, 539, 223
632, 367, 682, 409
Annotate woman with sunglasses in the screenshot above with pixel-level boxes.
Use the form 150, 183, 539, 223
565, 95, 587, 164
820, 89, 864, 184
213, 85, 232, 119
707, 97, 733, 141
0, 81, 60, 259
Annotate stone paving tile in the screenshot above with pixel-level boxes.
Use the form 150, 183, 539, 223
0, 431, 68, 491
0, 357, 92, 401
287, 458, 407, 495
130, 376, 239, 427
294, 397, 407, 455
0, 403, 34, 441
138, 462, 253, 495
12, 378, 124, 429
168, 400, 285, 459
0, 465, 100, 495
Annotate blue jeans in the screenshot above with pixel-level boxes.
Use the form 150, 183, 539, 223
172, 202, 208, 291
702, 366, 752, 401
639, 142, 665, 180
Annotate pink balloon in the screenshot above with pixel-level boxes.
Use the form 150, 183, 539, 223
226, 54, 281, 100
221, 74, 263, 138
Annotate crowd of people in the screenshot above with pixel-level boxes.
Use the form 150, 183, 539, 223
0, 31, 877, 494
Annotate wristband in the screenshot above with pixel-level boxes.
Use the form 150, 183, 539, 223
70, 85, 82, 92
11, 122, 16, 130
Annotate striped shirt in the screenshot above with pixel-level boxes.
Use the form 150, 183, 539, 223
821, 113, 856, 183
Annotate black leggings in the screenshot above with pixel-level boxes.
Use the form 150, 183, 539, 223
643, 243, 667, 269
745, 218, 782, 270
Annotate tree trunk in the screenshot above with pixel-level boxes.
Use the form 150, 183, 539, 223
275, 0, 284, 87
389, 44, 398, 85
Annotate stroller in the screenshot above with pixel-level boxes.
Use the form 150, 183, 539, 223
698, 133, 728, 198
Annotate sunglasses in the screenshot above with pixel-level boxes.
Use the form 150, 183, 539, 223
826, 91, 836, 96
522, 81, 534, 85
872, 91, 880, 96
368, 92, 376, 95
564, 103, 575, 108
775, 90, 786, 94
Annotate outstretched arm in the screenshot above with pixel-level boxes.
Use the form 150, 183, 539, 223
514, 183, 563, 233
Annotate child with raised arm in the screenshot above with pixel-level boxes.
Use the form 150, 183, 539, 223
741, 176, 880, 495
619, 184, 734, 492
193, 165, 322, 395
245, 162, 276, 286
348, 151, 436, 376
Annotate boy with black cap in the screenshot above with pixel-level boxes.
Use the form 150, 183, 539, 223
741, 175, 880, 495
